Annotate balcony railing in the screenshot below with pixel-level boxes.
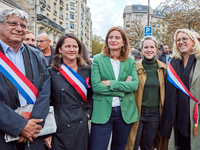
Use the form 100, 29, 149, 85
37, 14, 65, 32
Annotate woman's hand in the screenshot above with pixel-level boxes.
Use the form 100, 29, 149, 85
44, 136, 52, 149
125, 76, 132, 81
101, 80, 110, 86
87, 114, 90, 119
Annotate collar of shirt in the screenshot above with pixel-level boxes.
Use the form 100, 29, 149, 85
0, 39, 24, 54
110, 58, 120, 64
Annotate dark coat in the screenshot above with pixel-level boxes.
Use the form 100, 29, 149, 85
158, 51, 172, 64
0, 44, 50, 150
48, 65, 93, 150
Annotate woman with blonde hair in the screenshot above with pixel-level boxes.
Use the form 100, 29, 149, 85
89, 27, 139, 150
161, 29, 200, 150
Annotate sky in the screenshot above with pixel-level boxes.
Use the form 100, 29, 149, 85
87, 0, 166, 39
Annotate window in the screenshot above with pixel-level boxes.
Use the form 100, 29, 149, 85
66, 4, 68, 10
70, 14, 74, 19
138, 6, 142, 10
40, 8, 44, 15
70, 24, 74, 29
66, 23, 68, 29
66, 13, 68, 20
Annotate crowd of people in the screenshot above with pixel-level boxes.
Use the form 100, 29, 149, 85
1, 8, 200, 150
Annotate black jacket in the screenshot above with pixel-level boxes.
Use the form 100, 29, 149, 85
48, 65, 93, 150
0, 44, 50, 150
158, 51, 172, 64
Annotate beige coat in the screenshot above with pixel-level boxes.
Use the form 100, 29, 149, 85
125, 59, 167, 150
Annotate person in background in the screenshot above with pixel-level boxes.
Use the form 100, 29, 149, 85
23, 30, 35, 46
81, 42, 91, 67
193, 31, 200, 44
0, 8, 50, 150
161, 29, 200, 150
89, 27, 139, 150
44, 34, 93, 150
37, 33, 55, 66
130, 49, 142, 62
125, 36, 167, 150
158, 45, 172, 65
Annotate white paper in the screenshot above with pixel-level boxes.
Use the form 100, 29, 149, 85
4, 105, 57, 142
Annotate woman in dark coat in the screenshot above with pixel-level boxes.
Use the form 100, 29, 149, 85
44, 34, 93, 150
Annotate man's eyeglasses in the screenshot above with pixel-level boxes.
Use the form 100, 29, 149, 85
36, 40, 49, 43
0, 21, 27, 29
176, 37, 188, 43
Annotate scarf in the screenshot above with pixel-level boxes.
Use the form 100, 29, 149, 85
161, 54, 196, 138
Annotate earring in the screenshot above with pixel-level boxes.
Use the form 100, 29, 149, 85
77, 54, 80, 58
58, 53, 62, 58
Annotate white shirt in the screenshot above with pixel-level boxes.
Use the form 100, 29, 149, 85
110, 58, 120, 107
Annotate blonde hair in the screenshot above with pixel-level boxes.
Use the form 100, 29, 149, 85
102, 27, 130, 62
172, 29, 200, 60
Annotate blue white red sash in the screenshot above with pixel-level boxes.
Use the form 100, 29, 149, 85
58, 64, 88, 102
167, 62, 199, 135
0, 51, 38, 104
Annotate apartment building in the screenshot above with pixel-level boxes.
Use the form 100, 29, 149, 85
10, 0, 92, 51
123, 4, 164, 31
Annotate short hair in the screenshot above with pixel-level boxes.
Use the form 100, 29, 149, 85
131, 49, 141, 58
51, 33, 86, 70
102, 26, 130, 62
172, 29, 200, 60
139, 36, 158, 49
0, 9, 28, 23
164, 45, 170, 49
37, 33, 50, 40
26, 30, 34, 35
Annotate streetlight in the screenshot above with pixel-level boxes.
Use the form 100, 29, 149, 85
147, 0, 150, 26
34, 0, 45, 38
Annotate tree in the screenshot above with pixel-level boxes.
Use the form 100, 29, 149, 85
157, 0, 200, 34
92, 35, 103, 56
152, 19, 174, 49
126, 20, 144, 49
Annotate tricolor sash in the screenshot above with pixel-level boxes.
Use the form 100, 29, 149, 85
167, 63, 200, 135
0, 51, 38, 104
58, 64, 88, 102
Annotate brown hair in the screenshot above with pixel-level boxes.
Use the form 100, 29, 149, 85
51, 33, 86, 70
81, 42, 91, 67
102, 27, 130, 62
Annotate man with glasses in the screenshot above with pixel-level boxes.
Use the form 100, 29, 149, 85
0, 9, 50, 150
37, 33, 55, 66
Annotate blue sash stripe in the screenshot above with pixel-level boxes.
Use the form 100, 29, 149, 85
64, 64, 88, 89
0, 65, 34, 104
167, 70, 190, 98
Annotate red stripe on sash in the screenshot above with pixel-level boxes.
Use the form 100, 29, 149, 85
58, 67, 87, 102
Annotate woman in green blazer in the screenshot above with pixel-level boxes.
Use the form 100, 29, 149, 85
89, 27, 139, 150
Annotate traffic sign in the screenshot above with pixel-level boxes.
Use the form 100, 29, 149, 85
144, 26, 152, 36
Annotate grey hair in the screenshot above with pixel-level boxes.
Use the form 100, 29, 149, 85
0, 9, 28, 23
139, 36, 158, 49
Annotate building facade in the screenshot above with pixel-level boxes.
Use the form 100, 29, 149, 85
123, 4, 164, 32
7, 0, 92, 52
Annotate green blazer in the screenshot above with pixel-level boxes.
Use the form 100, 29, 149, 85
91, 53, 139, 124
